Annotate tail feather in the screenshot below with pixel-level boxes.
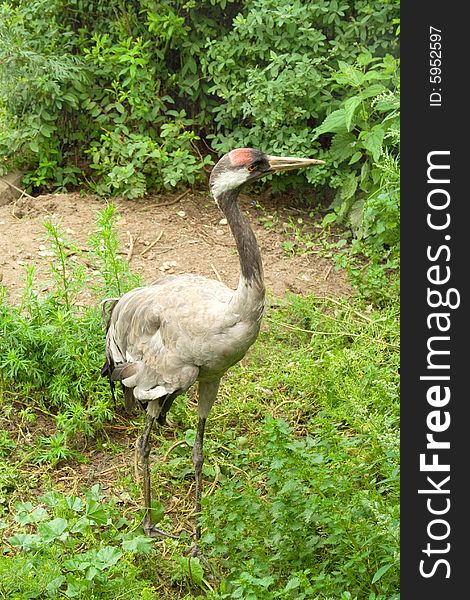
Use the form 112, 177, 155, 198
110, 362, 139, 383
123, 386, 136, 414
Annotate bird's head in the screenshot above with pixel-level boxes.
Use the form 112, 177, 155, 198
209, 148, 325, 200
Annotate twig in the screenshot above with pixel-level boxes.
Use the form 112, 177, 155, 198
152, 239, 199, 256
210, 263, 223, 282
266, 316, 360, 337
126, 231, 135, 262
140, 230, 163, 256
311, 295, 374, 323
65, 252, 95, 269
10, 197, 23, 219
323, 264, 333, 280
273, 399, 300, 413
162, 439, 189, 461
97, 463, 128, 476
105, 423, 140, 431
198, 229, 233, 248
1, 179, 34, 200
155, 189, 190, 208
266, 317, 399, 348
207, 464, 220, 496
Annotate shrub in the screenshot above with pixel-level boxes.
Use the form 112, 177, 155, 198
1, 1, 399, 198
0, 0, 217, 196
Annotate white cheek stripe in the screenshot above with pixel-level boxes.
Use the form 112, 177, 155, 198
211, 168, 249, 199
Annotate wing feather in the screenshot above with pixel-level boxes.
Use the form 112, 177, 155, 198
103, 273, 259, 406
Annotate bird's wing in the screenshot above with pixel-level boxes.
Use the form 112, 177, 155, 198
104, 273, 260, 402
104, 281, 200, 401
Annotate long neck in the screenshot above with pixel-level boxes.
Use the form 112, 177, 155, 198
217, 190, 265, 297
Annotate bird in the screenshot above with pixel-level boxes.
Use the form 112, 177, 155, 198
101, 148, 325, 552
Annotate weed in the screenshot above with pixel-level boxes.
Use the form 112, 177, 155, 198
1, 486, 160, 599
197, 294, 400, 599
281, 216, 319, 256
0, 206, 139, 466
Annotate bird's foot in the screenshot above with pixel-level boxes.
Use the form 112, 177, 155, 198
157, 415, 175, 428
187, 540, 212, 573
142, 512, 179, 539
188, 541, 201, 557
143, 523, 179, 540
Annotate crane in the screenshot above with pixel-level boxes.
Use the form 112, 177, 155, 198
101, 148, 324, 552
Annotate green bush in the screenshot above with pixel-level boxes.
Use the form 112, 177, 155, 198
0, 0, 89, 187
314, 52, 400, 306
316, 54, 399, 244
1, 1, 399, 192
0, 0, 218, 196
203, 0, 398, 180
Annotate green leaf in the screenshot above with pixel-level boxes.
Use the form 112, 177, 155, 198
65, 576, 91, 598
62, 93, 78, 106
335, 63, 365, 87
15, 505, 49, 525
361, 126, 385, 162
356, 51, 374, 67
40, 123, 54, 138
122, 535, 155, 554
66, 496, 85, 513
322, 212, 337, 226
349, 198, 365, 235
376, 93, 400, 112
38, 517, 69, 542
360, 83, 386, 99
285, 576, 300, 591
96, 546, 123, 568
85, 566, 99, 581
47, 576, 66, 595
63, 556, 91, 572
349, 151, 362, 165
85, 499, 109, 525
177, 555, 205, 587
330, 132, 356, 162
8, 533, 40, 549
372, 563, 393, 584
314, 109, 347, 138
39, 108, 54, 121
340, 172, 358, 201
360, 161, 370, 189
343, 96, 362, 131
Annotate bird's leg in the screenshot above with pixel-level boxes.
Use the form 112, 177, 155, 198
190, 416, 207, 555
136, 413, 178, 539
136, 413, 155, 533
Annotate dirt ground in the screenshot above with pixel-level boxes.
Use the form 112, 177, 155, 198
0, 188, 352, 303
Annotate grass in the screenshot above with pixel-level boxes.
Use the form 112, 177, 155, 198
0, 207, 399, 599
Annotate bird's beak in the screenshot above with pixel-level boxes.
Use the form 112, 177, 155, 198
266, 155, 325, 173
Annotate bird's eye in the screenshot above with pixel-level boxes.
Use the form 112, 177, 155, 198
248, 161, 261, 172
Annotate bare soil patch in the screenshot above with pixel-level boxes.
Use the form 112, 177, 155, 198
0, 189, 351, 303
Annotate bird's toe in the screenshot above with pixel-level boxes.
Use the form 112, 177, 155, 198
143, 524, 179, 540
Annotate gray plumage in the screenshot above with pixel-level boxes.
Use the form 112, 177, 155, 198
101, 148, 324, 550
